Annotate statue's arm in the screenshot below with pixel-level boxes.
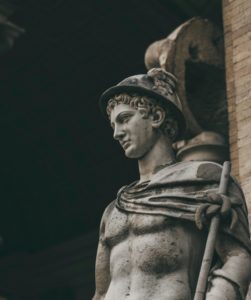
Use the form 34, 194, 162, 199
200, 175, 251, 299
92, 203, 113, 300
206, 234, 251, 300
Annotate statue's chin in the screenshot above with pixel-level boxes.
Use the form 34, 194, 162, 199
124, 147, 138, 159
123, 142, 155, 159
124, 148, 145, 159
124, 151, 137, 159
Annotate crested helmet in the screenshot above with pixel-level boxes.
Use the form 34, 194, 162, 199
99, 68, 186, 139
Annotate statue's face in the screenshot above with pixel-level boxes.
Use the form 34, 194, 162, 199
110, 103, 158, 158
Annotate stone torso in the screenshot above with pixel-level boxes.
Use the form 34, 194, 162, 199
103, 203, 206, 300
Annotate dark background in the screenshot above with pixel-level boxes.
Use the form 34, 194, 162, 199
0, 0, 222, 257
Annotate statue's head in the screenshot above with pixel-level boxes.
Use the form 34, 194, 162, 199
99, 68, 186, 158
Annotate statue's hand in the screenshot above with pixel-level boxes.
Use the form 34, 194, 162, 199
195, 193, 238, 230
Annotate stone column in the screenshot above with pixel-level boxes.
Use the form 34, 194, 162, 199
222, 0, 251, 226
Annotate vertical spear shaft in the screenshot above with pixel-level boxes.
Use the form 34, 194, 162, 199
194, 161, 231, 300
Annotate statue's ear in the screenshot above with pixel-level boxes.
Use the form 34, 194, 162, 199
151, 107, 165, 129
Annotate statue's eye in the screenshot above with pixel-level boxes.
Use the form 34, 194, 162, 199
119, 113, 132, 124
122, 115, 130, 123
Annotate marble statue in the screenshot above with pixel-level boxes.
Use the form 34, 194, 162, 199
93, 68, 251, 300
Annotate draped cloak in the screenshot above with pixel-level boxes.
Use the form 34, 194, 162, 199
116, 161, 251, 256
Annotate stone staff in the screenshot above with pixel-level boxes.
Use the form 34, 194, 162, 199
194, 161, 231, 300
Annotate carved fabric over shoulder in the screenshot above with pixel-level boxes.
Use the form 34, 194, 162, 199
149, 161, 222, 186
115, 161, 251, 255
196, 162, 222, 181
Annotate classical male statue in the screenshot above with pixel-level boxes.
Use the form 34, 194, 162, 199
93, 68, 251, 300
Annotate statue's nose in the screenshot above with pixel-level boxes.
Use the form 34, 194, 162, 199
113, 125, 125, 140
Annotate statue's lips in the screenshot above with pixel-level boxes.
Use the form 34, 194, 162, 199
121, 141, 130, 149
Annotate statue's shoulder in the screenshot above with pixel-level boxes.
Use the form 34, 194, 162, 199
176, 161, 242, 186
180, 160, 223, 181
166, 161, 243, 196
101, 200, 116, 225
151, 161, 224, 185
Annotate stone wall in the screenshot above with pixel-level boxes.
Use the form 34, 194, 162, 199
222, 0, 251, 226
223, 1, 251, 297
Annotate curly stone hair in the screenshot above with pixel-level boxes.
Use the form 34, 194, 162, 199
106, 93, 179, 141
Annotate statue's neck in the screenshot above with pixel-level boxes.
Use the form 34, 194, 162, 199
137, 135, 176, 183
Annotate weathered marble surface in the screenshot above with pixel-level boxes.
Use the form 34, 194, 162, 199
93, 68, 251, 300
